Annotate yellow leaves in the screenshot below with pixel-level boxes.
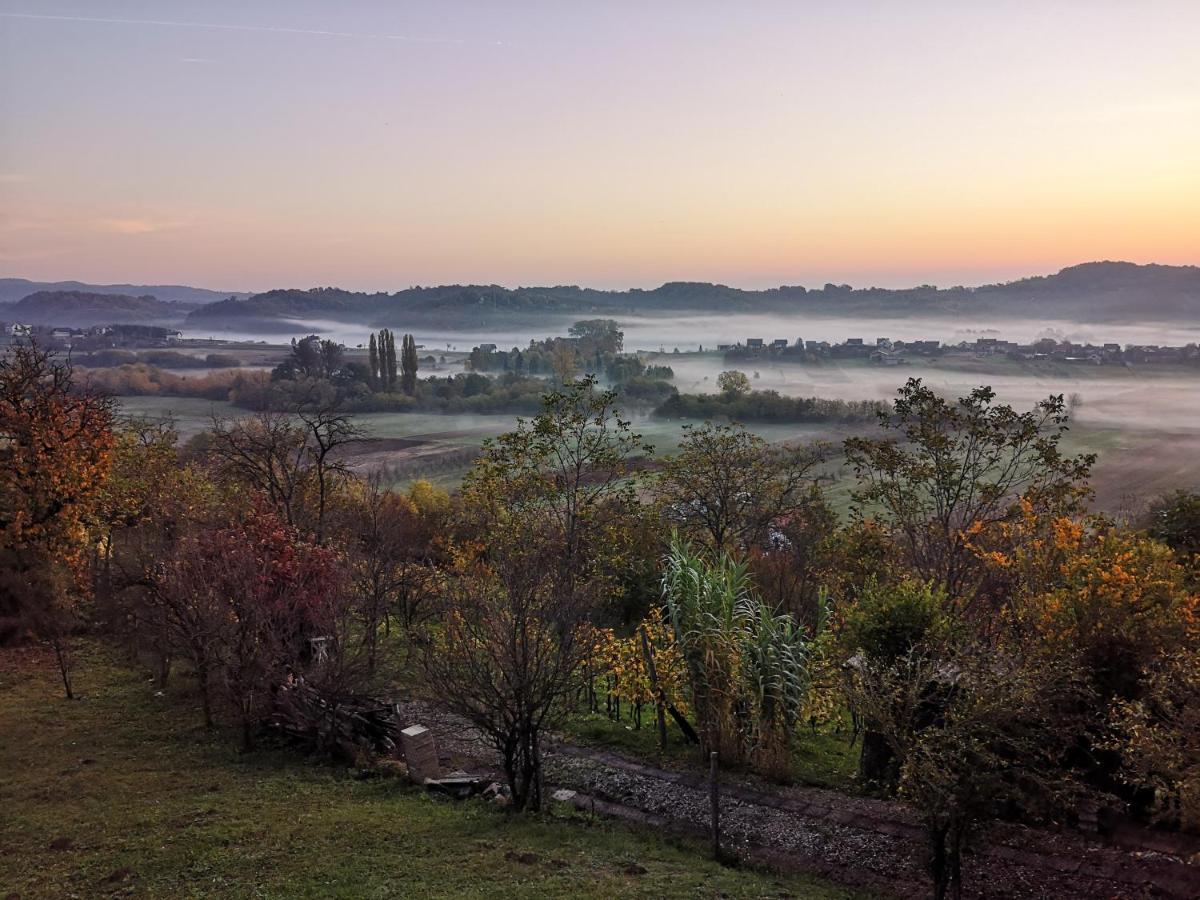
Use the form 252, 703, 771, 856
587, 619, 688, 712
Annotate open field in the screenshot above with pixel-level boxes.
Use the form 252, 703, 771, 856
0, 643, 861, 900
114, 388, 1200, 518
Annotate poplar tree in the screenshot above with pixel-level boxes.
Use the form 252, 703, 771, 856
368, 332, 380, 389
383, 329, 398, 390
401, 333, 419, 396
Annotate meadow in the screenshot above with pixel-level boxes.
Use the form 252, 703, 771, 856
0, 643, 858, 899
114, 349, 1200, 518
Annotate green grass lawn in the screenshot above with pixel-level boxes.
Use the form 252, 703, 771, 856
0, 643, 864, 899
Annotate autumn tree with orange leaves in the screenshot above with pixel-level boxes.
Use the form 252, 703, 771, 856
0, 343, 114, 697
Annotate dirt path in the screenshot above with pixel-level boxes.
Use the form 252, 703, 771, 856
393, 698, 1200, 899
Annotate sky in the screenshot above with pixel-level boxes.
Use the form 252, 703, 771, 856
1, 1, 1198, 292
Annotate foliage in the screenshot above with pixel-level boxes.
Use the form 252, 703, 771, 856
400, 332, 418, 395
463, 376, 649, 603
423, 549, 594, 812
206, 404, 362, 543
1144, 490, 1200, 570
0, 343, 115, 696
655, 388, 884, 425
1109, 646, 1200, 829
716, 370, 751, 397
589, 619, 689, 728
657, 422, 827, 552
272, 334, 345, 381
839, 578, 949, 666
152, 498, 345, 746
844, 634, 1087, 900
662, 538, 821, 775
844, 378, 1094, 604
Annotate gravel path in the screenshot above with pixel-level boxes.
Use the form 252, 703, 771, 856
392, 698, 1200, 899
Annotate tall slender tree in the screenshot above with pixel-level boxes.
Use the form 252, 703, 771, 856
384, 330, 398, 390
400, 333, 418, 396
368, 332, 380, 390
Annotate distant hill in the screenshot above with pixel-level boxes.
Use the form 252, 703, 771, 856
0, 278, 249, 307
5, 291, 178, 327
186, 262, 1200, 328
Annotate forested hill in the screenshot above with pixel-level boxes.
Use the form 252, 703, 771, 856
0, 277, 250, 307
186, 262, 1200, 326
5, 291, 177, 326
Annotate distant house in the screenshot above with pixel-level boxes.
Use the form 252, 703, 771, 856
746, 338, 764, 349
716, 343, 734, 352
50, 328, 75, 341
870, 349, 906, 366
876, 337, 892, 349
9, 323, 31, 337
845, 338, 864, 346
770, 338, 788, 350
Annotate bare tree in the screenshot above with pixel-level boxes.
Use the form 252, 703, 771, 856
207, 402, 361, 543
422, 542, 593, 811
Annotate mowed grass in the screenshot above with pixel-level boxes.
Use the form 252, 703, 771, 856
0, 643, 863, 899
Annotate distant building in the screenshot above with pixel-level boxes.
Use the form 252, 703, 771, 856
845, 338, 864, 346
746, 338, 764, 349
870, 349, 906, 366
477, 343, 497, 353
770, 339, 788, 350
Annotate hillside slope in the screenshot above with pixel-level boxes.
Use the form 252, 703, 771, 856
6, 290, 178, 327
186, 262, 1200, 327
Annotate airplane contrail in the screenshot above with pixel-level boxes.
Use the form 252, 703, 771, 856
0, 11, 502, 45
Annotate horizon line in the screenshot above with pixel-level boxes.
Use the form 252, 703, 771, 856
4, 259, 1198, 300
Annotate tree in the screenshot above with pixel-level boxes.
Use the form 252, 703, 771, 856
844, 378, 1093, 605
844, 631, 1086, 900
424, 378, 648, 809
657, 422, 828, 552
716, 369, 751, 397
568, 319, 623, 356
153, 499, 345, 746
0, 343, 115, 697
368, 332, 380, 390
332, 476, 446, 673
423, 540, 591, 811
550, 343, 577, 385
92, 417, 197, 681
274, 335, 344, 381
207, 403, 361, 543
1110, 645, 1200, 830
384, 329, 398, 390
463, 376, 648, 603
1144, 490, 1200, 569
400, 333, 418, 396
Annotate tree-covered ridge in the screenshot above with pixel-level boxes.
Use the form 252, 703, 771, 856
6, 291, 176, 326
185, 262, 1200, 325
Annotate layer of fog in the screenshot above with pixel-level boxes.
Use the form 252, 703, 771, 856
663, 355, 1200, 435
185, 312, 1200, 355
